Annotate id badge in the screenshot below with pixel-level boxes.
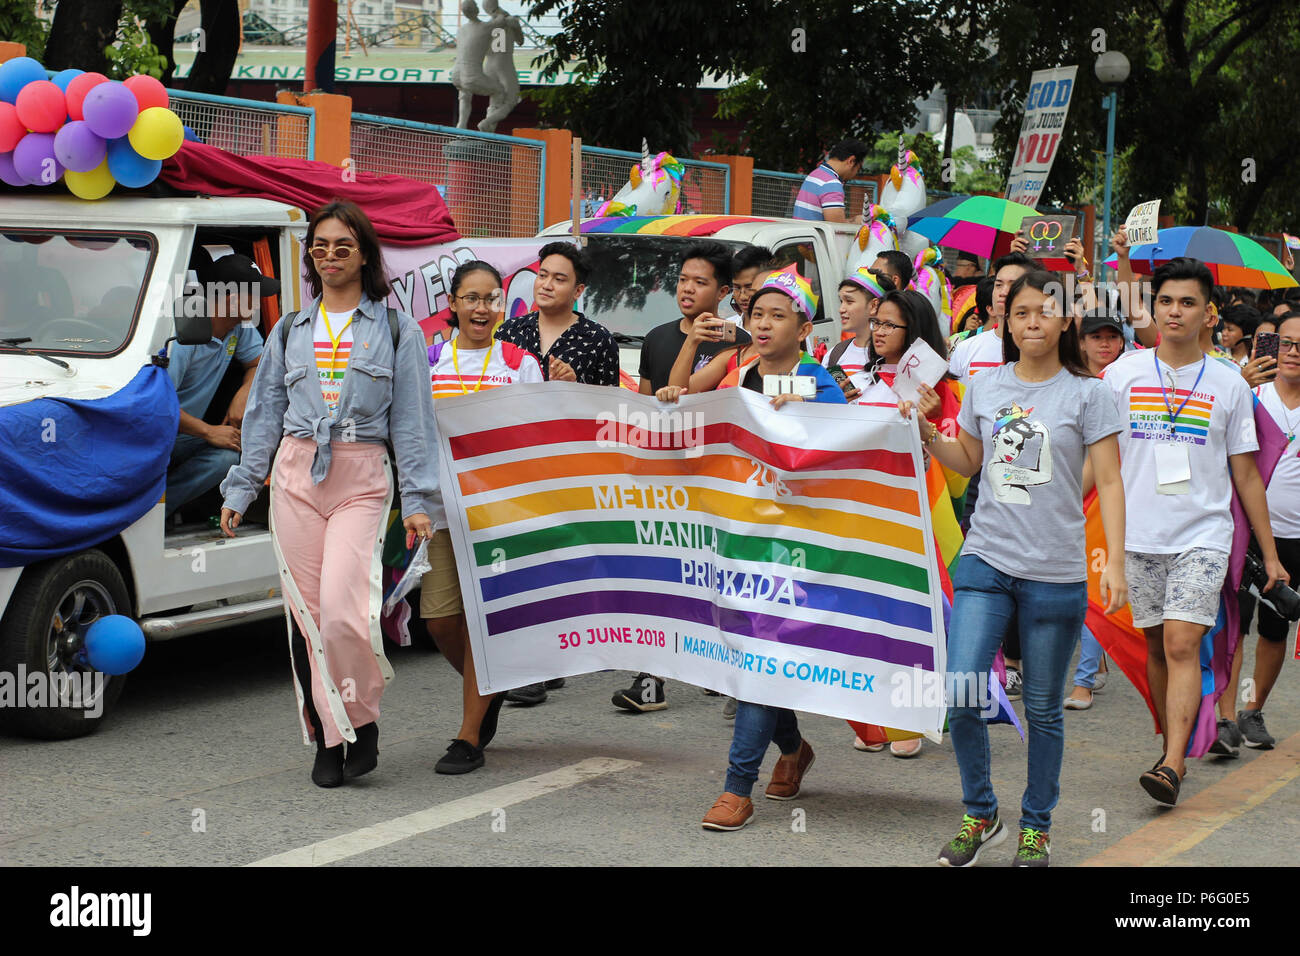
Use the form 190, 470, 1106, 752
1155, 441, 1191, 495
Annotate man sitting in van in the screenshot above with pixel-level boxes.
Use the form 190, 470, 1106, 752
165, 254, 277, 522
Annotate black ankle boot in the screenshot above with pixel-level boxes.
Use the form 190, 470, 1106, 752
312, 740, 345, 787
344, 722, 379, 779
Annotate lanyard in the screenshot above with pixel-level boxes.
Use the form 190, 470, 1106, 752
319, 306, 354, 373
451, 337, 494, 393
1153, 350, 1205, 440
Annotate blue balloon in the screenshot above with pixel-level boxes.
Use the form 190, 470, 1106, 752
182, 124, 201, 143
0, 57, 48, 104
51, 68, 84, 93
106, 135, 161, 188
84, 615, 145, 676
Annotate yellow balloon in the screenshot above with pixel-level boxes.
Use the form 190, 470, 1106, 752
65, 158, 116, 200
128, 106, 184, 161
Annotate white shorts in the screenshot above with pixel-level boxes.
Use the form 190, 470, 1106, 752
1125, 548, 1229, 629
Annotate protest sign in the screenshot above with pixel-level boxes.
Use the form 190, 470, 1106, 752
890, 339, 950, 406
435, 385, 949, 731
1021, 214, 1078, 270
1124, 200, 1161, 246
1005, 65, 1078, 208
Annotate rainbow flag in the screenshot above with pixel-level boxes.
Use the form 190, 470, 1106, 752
434, 384, 949, 730
1084, 399, 1288, 757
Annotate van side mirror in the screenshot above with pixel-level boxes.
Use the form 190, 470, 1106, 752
172, 282, 212, 345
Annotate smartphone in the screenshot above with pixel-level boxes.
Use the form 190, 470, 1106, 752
1254, 331, 1280, 363
721, 319, 737, 343
827, 365, 850, 388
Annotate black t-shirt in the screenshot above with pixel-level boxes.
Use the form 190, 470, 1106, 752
495, 310, 620, 386
638, 318, 753, 392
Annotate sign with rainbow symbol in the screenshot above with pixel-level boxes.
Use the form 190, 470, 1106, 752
435, 385, 948, 731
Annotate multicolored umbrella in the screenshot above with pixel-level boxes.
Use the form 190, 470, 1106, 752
1103, 226, 1298, 289
905, 195, 1038, 259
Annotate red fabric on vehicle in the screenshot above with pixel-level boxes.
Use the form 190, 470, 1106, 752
160, 141, 460, 246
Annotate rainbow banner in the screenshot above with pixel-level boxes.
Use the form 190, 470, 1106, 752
435, 384, 949, 731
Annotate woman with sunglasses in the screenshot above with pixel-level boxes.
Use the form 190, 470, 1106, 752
423, 260, 543, 774
220, 200, 440, 788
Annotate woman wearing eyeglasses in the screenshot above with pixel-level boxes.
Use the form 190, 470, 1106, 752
423, 260, 544, 774
219, 199, 441, 788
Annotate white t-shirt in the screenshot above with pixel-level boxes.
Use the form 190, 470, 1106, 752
430, 339, 543, 398
1255, 383, 1300, 538
948, 327, 1003, 380
1105, 349, 1258, 554
848, 368, 899, 409
313, 309, 355, 417
823, 341, 871, 376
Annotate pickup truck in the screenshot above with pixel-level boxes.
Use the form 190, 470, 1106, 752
538, 214, 862, 376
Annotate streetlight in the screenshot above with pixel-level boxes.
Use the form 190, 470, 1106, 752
1095, 50, 1130, 274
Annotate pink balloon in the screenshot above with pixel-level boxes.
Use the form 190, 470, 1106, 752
124, 74, 168, 112
65, 71, 108, 122
15, 80, 66, 134
0, 102, 24, 152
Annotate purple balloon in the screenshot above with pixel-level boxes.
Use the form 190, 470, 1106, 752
0, 151, 27, 187
54, 120, 107, 173
82, 81, 139, 140
12, 132, 63, 185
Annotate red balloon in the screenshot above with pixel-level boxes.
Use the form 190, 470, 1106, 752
15, 80, 66, 134
0, 101, 24, 151
65, 71, 108, 122
124, 74, 168, 112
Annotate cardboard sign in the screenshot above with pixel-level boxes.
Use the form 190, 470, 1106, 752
1124, 200, 1161, 246
1021, 214, 1077, 269
890, 338, 949, 406
1005, 65, 1078, 208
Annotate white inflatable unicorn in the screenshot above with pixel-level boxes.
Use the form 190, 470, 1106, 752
881, 139, 930, 260
909, 246, 953, 327
846, 202, 899, 274
595, 139, 685, 217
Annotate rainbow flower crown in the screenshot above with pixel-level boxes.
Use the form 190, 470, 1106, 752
843, 266, 888, 299
754, 264, 818, 320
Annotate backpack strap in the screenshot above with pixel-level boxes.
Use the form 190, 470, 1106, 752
386, 307, 401, 349
277, 311, 300, 350
827, 337, 853, 368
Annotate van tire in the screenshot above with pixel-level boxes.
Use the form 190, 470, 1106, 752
0, 551, 131, 739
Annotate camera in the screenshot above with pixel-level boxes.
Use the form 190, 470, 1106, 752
1242, 549, 1300, 622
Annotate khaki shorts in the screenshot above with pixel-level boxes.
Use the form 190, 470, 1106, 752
419, 529, 463, 619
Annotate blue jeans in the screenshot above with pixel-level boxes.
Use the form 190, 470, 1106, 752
167, 433, 240, 520
947, 554, 1086, 832
1073, 626, 1104, 689
724, 701, 802, 798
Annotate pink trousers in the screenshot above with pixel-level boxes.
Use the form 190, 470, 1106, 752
271, 436, 393, 748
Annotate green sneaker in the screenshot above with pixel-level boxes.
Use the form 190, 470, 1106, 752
937, 813, 1006, 867
1013, 827, 1051, 867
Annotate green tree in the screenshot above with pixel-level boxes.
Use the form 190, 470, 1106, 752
0, 0, 48, 59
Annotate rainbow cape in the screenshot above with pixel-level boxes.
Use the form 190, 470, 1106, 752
1083, 398, 1287, 757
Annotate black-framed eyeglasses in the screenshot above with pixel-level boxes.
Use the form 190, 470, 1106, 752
1280, 338, 1300, 353
869, 318, 907, 332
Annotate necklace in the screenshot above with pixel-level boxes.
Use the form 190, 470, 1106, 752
451, 336, 494, 394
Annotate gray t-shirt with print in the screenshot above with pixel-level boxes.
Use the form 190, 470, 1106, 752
956, 363, 1124, 583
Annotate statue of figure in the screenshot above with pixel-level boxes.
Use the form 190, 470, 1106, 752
449, 0, 503, 130
479, 0, 524, 133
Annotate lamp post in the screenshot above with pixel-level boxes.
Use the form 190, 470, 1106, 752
1095, 50, 1130, 274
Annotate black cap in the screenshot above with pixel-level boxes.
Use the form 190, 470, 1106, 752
956, 250, 981, 266
1080, 310, 1124, 337
206, 254, 282, 297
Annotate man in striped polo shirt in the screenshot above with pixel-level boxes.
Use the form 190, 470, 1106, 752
792, 140, 868, 223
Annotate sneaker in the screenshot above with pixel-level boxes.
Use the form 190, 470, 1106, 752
505, 682, 548, 706
765, 739, 815, 800
1237, 709, 1275, 750
1208, 717, 1242, 757
853, 735, 885, 753
435, 738, 485, 775
722, 696, 738, 720
543, 678, 566, 690
701, 792, 753, 831
1013, 827, 1051, 867
611, 673, 667, 712
937, 813, 1007, 867
1004, 667, 1023, 702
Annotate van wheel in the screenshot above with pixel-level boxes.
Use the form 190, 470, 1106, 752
0, 551, 131, 739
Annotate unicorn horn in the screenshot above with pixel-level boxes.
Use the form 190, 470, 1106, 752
897, 136, 906, 169
641, 138, 651, 170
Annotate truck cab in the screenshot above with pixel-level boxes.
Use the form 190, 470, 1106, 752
0, 196, 307, 738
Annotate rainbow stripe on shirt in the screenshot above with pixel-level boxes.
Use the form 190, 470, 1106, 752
1127, 386, 1213, 445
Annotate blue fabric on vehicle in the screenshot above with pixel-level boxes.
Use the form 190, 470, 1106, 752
0, 363, 179, 568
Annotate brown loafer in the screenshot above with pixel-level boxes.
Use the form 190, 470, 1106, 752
765, 739, 815, 800
701, 792, 754, 831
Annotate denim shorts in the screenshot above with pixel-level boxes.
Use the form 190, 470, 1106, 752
1125, 548, 1229, 629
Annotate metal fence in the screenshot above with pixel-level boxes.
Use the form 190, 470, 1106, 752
167, 90, 314, 160
579, 146, 730, 216
349, 114, 545, 237
752, 168, 877, 219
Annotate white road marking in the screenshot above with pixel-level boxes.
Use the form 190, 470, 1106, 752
246, 757, 641, 866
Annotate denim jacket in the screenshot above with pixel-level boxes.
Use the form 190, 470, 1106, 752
220, 294, 443, 522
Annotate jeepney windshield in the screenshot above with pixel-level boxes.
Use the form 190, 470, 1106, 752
0, 230, 155, 357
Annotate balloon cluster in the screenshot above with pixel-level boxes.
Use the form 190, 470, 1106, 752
0, 57, 184, 200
